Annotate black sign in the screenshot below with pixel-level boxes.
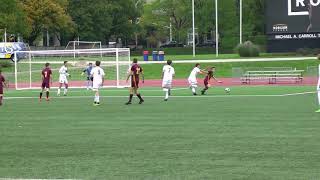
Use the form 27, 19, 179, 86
267, 0, 320, 34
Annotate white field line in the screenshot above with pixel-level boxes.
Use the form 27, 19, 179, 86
4, 91, 317, 100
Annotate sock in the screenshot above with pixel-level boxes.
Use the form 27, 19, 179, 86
64, 88, 68, 95
57, 88, 61, 95
0, 96, 2, 104
128, 94, 133, 102
163, 89, 169, 99
318, 90, 320, 106
46, 91, 49, 99
94, 95, 97, 103
137, 94, 143, 101
40, 92, 43, 99
168, 89, 171, 96
192, 87, 196, 93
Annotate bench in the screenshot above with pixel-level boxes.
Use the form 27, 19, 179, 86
241, 70, 304, 84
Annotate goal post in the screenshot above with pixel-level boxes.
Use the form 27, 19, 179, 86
14, 48, 131, 90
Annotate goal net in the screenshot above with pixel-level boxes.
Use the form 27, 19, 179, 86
14, 48, 131, 90
65, 41, 102, 58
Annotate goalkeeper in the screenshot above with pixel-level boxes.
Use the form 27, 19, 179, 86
82, 63, 93, 90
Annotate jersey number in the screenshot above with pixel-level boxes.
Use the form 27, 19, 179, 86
136, 67, 140, 75
44, 71, 48, 78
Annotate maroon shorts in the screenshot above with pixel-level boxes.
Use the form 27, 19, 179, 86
0, 87, 3, 95
131, 78, 139, 88
41, 82, 50, 89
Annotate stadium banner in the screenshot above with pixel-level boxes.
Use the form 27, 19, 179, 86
266, 0, 320, 34
268, 32, 320, 40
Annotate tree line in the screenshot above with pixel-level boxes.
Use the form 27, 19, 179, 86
0, 0, 265, 50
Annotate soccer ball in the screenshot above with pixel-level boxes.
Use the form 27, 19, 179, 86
225, 88, 231, 93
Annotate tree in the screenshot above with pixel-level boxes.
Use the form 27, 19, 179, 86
144, 0, 192, 44
0, 0, 29, 39
21, 0, 74, 45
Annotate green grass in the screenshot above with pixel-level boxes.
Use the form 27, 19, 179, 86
0, 86, 320, 179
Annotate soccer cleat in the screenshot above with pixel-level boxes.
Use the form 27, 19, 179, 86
193, 93, 197, 96
201, 90, 205, 95
95, 102, 100, 106
125, 102, 132, 105
46, 98, 50, 101
63, 94, 67, 96
164, 99, 168, 101
316, 109, 320, 113
139, 100, 144, 104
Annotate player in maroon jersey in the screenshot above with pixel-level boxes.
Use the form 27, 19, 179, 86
0, 69, 8, 106
125, 58, 144, 105
201, 67, 222, 95
40, 63, 53, 101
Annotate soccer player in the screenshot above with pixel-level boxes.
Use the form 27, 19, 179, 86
201, 67, 222, 95
82, 63, 93, 90
125, 58, 144, 105
162, 60, 175, 101
188, 63, 206, 95
90, 61, 105, 106
40, 63, 52, 101
57, 61, 70, 96
0, 69, 7, 106
316, 59, 320, 113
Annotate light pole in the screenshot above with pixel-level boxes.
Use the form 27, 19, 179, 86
169, 18, 173, 42
134, 0, 142, 49
215, 0, 219, 57
4, 28, 7, 43
192, 0, 195, 57
240, 0, 243, 44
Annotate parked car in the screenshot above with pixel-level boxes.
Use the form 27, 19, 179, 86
160, 41, 184, 48
197, 40, 218, 47
0, 42, 28, 62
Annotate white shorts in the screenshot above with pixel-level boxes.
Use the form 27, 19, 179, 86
188, 79, 198, 88
92, 81, 102, 91
59, 76, 68, 84
162, 79, 172, 89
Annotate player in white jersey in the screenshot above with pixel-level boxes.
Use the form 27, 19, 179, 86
162, 60, 175, 101
188, 63, 206, 95
57, 61, 70, 96
90, 61, 105, 106
316, 58, 320, 113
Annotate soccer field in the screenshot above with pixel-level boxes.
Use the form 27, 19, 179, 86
0, 86, 320, 179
